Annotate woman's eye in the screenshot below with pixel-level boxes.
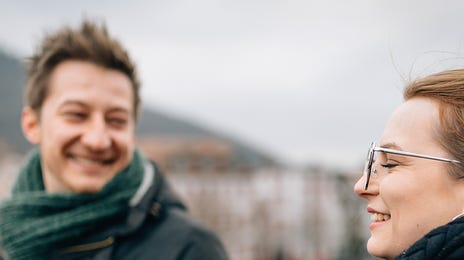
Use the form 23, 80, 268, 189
380, 163, 398, 169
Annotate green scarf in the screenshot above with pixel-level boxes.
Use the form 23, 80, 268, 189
0, 149, 145, 260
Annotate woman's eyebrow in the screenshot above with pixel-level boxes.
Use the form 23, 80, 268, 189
380, 142, 404, 151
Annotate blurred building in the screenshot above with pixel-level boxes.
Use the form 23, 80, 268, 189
166, 166, 368, 260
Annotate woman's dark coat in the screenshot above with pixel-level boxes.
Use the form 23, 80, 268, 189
395, 216, 464, 260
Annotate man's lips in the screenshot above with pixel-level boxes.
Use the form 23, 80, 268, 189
67, 153, 116, 166
66, 153, 116, 163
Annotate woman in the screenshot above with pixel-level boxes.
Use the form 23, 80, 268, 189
354, 69, 464, 259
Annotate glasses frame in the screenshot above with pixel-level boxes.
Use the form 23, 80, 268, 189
363, 142, 461, 190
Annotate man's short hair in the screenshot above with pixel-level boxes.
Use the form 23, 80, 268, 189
24, 19, 141, 119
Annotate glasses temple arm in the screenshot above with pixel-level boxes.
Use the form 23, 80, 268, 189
374, 147, 461, 164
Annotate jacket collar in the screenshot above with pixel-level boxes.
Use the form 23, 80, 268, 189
117, 161, 187, 235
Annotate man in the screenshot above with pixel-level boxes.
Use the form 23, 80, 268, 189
0, 20, 228, 260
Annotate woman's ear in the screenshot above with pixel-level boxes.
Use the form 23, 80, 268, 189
21, 107, 41, 144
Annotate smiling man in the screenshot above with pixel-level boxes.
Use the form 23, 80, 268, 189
0, 20, 228, 260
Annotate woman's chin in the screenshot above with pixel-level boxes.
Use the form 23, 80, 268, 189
367, 237, 397, 260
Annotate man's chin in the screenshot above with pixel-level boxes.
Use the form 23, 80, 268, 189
67, 179, 108, 194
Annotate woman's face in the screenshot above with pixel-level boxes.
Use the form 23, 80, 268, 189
354, 97, 464, 259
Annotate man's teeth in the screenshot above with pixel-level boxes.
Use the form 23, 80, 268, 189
73, 156, 106, 166
371, 213, 391, 222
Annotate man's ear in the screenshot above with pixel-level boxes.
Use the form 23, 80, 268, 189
21, 107, 41, 144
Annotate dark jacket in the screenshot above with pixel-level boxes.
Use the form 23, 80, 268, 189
0, 162, 227, 260
395, 216, 464, 260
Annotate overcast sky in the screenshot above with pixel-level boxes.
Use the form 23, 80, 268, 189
1, 1, 464, 171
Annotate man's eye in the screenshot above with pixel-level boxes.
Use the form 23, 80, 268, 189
64, 112, 86, 119
108, 118, 127, 126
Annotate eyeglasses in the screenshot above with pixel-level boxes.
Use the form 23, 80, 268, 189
363, 142, 461, 190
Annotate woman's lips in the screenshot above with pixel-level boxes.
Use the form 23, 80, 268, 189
367, 207, 391, 230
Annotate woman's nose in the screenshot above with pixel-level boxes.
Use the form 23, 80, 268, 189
354, 168, 379, 196
354, 173, 367, 195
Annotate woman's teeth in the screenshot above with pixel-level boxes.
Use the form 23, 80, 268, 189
371, 213, 391, 222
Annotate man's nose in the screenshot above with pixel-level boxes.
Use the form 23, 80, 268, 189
81, 118, 111, 150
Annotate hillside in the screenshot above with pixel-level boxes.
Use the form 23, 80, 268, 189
0, 50, 275, 168
0, 51, 29, 152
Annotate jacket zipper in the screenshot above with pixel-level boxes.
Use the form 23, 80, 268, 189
60, 236, 114, 254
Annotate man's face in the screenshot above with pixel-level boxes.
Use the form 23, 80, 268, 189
22, 60, 135, 193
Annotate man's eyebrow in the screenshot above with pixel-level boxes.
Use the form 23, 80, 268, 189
107, 107, 130, 115
58, 100, 88, 109
57, 100, 130, 114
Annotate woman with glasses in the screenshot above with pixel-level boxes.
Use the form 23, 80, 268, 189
354, 69, 464, 259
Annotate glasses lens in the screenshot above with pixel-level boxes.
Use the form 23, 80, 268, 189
363, 142, 375, 190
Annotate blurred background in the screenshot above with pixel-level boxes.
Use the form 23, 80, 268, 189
2, 1, 464, 259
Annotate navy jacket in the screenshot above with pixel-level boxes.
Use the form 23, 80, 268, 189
395, 216, 464, 260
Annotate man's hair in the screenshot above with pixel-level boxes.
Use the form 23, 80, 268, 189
24, 19, 141, 119
404, 69, 464, 178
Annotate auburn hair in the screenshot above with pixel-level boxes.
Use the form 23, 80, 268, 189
404, 69, 464, 177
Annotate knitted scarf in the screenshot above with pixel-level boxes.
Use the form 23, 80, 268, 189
0, 149, 145, 260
